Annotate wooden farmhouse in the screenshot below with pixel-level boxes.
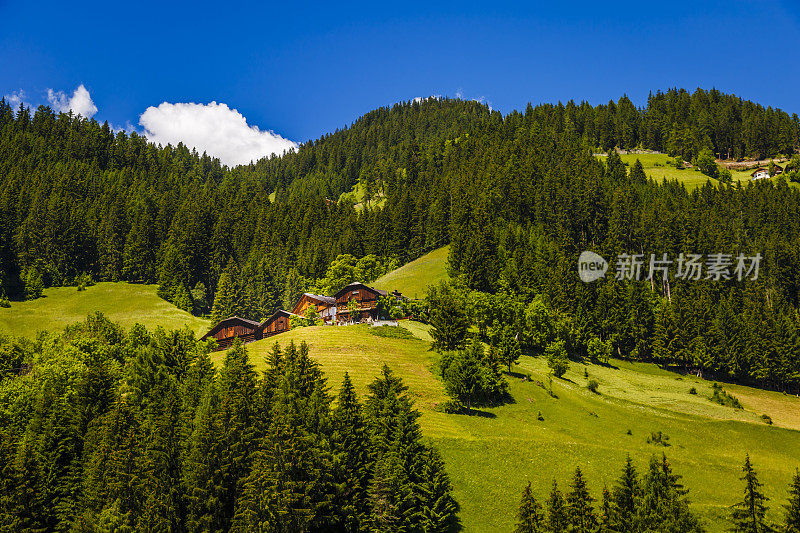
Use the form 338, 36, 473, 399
291, 293, 337, 324
262, 309, 295, 336
334, 282, 389, 324
200, 316, 264, 350
200, 281, 401, 350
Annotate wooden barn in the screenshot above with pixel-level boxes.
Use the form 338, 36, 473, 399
334, 282, 388, 324
262, 309, 296, 336
200, 316, 263, 350
201, 310, 300, 351
291, 293, 337, 323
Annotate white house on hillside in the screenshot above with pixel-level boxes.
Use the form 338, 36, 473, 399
751, 164, 783, 180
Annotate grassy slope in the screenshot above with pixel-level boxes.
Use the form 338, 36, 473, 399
372, 245, 450, 299
338, 180, 388, 211
219, 324, 800, 532
0, 282, 210, 337
598, 152, 791, 190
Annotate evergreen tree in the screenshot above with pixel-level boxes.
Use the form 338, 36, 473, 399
731, 454, 769, 533
443, 342, 482, 410
784, 469, 800, 533
515, 481, 543, 533
599, 485, 613, 532
331, 373, 371, 531
566, 467, 597, 533
546, 480, 569, 532
428, 282, 469, 352
611, 455, 641, 532
417, 448, 460, 533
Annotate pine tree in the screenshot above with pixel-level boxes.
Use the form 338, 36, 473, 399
630, 159, 648, 184
428, 282, 469, 352
611, 455, 641, 532
183, 381, 227, 532
417, 448, 459, 533
731, 454, 769, 533
211, 266, 247, 322
599, 485, 613, 532
784, 469, 800, 533
331, 373, 371, 531
639, 454, 702, 532
546, 480, 569, 532
515, 481, 543, 533
567, 467, 597, 533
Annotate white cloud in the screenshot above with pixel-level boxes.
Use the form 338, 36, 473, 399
4, 89, 26, 108
454, 88, 492, 111
139, 101, 297, 167
412, 95, 442, 104
47, 84, 98, 118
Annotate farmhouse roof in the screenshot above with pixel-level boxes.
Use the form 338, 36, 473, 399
303, 293, 336, 305
261, 309, 301, 326
333, 282, 388, 299
200, 316, 262, 340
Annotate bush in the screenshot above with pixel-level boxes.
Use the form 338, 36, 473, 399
689, 387, 697, 395
370, 325, 415, 339
647, 431, 671, 447
440, 339, 508, 409
0, 297, 9, 308
761, 414, 773, 425
709, 383, 742, 409
537, 411, 544, 421
587, 379, 599, 393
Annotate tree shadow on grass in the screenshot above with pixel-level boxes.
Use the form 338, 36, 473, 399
451, 407, 497, 418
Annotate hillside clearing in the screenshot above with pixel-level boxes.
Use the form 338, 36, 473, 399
597, 152, 793, 190
373, 245, 450, 299
0, 282, 210, 338
217, 323, 800, 532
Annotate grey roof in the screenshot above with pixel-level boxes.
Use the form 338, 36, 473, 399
303, 293, 336, 305
200, 316, 261, 339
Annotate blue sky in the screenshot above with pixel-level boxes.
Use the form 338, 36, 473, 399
1, 0, 799, 164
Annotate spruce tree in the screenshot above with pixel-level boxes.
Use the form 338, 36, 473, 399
612, 455, 641, 532
784, 469, 800, 533
443, 343, 481, 411
546, 480, 569, 532
331, 373, 371, 531
731, 454, 769, 533
417, 448, 459, 533
515, 481, 543, 533
567, 467, 597, 533
599, 485, 613, 532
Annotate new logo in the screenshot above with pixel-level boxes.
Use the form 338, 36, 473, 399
578, 251, 608, 282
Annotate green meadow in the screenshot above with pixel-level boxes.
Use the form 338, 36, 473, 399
597, 152, 788, 190
4, 267, 800, 531
0, 282, 209, 338
373, 245, 451, 299
221, 323, 800, 532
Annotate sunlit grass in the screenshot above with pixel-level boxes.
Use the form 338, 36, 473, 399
0, 282, 210, 338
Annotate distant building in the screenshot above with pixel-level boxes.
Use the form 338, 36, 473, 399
751, 164, 783, 180
200, 310, 299, 351
334, 282, 388, 324
291, 293, 337, 323
261, 309, 296, 337
200, 281, 401, 350
200, 316, 264, 351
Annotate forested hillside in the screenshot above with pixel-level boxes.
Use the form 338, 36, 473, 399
2, 88, 800, 388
